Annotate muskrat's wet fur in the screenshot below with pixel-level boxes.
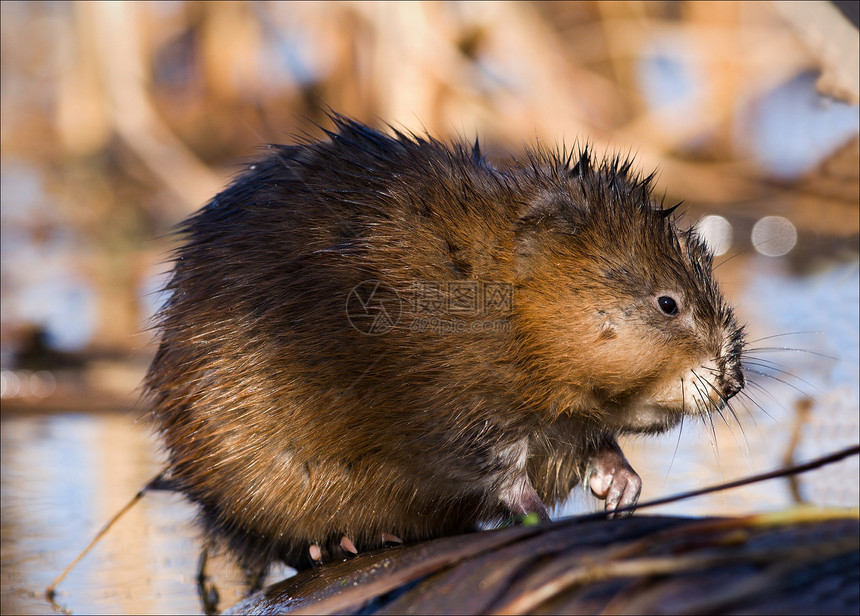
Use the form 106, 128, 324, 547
145, 115, 745, 575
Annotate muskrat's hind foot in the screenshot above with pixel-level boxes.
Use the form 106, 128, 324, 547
588, 441, 642, 518
308, 535, 361, 566
501, 474, 552, 523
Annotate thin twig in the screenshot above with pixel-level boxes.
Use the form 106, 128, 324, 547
45, 468, 169, 600
580, 444, 860, 521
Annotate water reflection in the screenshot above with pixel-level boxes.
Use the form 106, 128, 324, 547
1, 257, 858, 615
2, 413, 194, 614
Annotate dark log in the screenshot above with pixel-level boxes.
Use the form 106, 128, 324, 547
228, 512, 859, 615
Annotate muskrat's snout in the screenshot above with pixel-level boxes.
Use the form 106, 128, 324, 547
695, 323, 746, 415
721, 354, 745, 401
721, 373, 744, 402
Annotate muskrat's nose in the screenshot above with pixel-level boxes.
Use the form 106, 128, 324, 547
721, 368, 744, 401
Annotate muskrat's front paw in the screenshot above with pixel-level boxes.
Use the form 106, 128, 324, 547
589, 447, 642, 518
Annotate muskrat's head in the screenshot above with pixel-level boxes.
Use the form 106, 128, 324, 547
511, 150, 745, 434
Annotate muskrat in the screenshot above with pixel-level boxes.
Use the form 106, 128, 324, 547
144, 115, 746, 576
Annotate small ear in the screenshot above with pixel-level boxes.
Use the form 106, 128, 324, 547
516, 196, 583, 252
517, 192, 585, 234
514, 196, 580, 277
517, 194, 564, 225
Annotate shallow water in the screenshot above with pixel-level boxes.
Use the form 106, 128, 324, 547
1, 257, 858, 615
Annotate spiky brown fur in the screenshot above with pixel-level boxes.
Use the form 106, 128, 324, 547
145, 115, 745, 574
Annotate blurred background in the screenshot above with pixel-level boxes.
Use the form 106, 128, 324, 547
1, 1, 858, 614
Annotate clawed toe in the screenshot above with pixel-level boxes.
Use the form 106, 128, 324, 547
381, 532, 403, 544
308, 534, 363, 565
308, 531, 403, 566
340, 535, 358, 554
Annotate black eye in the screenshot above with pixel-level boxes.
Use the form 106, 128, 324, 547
657, 296, 678, 315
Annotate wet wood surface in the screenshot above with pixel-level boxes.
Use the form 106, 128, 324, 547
228, 511, 859, 615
